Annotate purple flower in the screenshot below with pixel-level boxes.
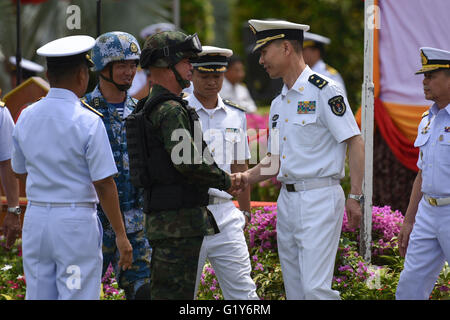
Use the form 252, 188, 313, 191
254, 263, 264, 271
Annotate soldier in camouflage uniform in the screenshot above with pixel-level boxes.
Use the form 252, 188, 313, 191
83, 31, 151, 300
135, 31, 243, 299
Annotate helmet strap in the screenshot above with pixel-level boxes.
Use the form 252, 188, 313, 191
99, 63, 131, 92
169, 64, 190, 89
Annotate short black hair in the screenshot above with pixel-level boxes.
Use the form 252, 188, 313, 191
47, 62, 86, 84
227, 55, 243, 68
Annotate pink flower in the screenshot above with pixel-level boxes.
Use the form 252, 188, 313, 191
254, 263, 264, 271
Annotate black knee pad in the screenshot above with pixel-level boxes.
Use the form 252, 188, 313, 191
134, 282, 151, 300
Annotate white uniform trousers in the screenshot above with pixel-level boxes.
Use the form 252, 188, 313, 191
22, 202, 103, 300
277, 184, 345, 300
396, 198, 450, 300
194, 201, 259, 300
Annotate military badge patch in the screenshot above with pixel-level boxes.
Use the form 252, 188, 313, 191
445, 127, 450, 133
130, 42, 139, 53
297, 101, 316, 114
272, 114, 279, 128
226, 128, 240, 133
328, 95, 346, 116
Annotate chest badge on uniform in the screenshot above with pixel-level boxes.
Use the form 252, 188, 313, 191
328, 95, 346, 116
272, 114, 279, 128
445, 126, 450, 133
297, 101, 316, 114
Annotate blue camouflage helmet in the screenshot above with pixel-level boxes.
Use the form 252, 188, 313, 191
92, 31, 141, 72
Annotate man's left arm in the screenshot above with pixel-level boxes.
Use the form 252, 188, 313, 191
345, 134, 365, 229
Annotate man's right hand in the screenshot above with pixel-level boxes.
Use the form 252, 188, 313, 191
398, 222, 414, 257
227, 172, 249, 196
116, 234, 133, 271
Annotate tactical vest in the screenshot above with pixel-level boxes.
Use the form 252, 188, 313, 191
126, 93, 211, 212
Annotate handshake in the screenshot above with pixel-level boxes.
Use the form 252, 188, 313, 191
226, 172, 249, 197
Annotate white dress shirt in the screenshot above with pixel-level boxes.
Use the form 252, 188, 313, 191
220, 78, 257, 113
12, 88, 118, 203
186, 93, 250, 199
0, 105, 15, 161
268, 66, 360, 183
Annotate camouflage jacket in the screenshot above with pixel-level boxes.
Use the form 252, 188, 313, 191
144, 84, 231, 240
83, 86, 144, 234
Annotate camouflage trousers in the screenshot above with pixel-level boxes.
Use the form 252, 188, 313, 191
149, 236, 203, 300
102, 228, 152, 300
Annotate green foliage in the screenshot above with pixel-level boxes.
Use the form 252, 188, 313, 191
229, 0, 365, 111
180, 0, 215, 45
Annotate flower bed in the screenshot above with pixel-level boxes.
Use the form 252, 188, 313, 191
197, 204, 450, 300
0, 237, 124, 300
2, 204, 449, 300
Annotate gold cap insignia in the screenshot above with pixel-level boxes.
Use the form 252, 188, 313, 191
421, 50, 428, 66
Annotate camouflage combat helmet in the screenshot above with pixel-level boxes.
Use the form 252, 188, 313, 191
92, 31, 141, 91
140, 31, 201, 68
140, 31, 201, 89
92, 31, 141, 72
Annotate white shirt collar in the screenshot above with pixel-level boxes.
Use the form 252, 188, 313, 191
46, 88, 80, 102
191, 93, 228, 115
280, 65, 314, 97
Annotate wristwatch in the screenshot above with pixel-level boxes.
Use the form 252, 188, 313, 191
7, 206, 21, 216
348, 194, 364, 202
242, 211, 251, 220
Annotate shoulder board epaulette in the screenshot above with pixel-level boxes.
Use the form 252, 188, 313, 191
308, 74, 328, 89
222, 99, 246, 112
80, 99, 103, 117
325, 64, 338, 75
0, 100, 5, 107
422, 110, 429, 118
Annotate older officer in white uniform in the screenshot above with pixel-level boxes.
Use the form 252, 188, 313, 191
396, 47, 450, 300
302, 32, 346, 95
186, 46, 259, 300
241, 20, 364, 300
11, 35, 132, 300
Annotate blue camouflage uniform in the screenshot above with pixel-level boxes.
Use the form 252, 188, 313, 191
84, 86, 151, 299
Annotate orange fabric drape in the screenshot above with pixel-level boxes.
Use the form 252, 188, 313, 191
355, 3, 425, 173
372, 98, 419, 172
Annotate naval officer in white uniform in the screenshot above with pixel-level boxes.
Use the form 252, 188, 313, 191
396, 47, 450, 300
240, 19, 364, 300
11, 35, 132, 300
186, 46, 259, 300
302, 31, 346, 95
